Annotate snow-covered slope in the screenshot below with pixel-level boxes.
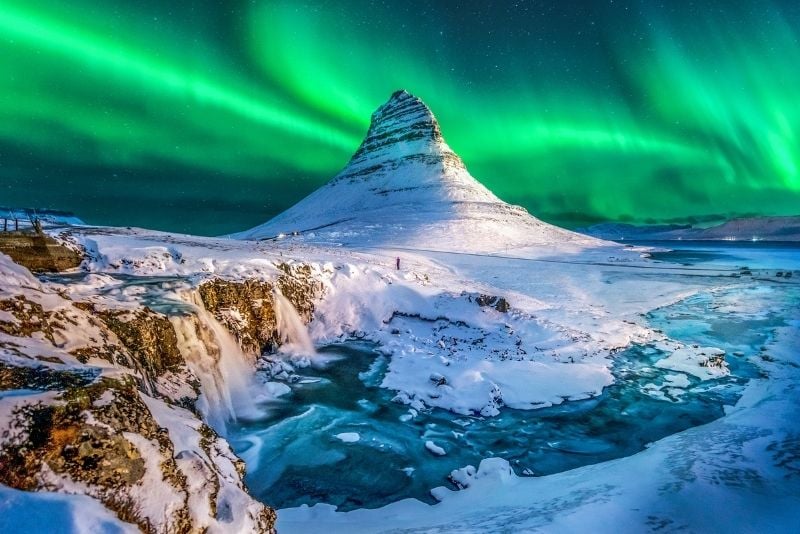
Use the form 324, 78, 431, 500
234, 90, 599, 252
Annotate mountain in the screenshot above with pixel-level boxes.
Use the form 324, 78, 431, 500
234, 90, 598, 252
580, 216, 800, 242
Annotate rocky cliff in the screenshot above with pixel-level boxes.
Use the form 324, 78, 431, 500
0, 232, 83, 272
198, 263, 323, 356
0, 253, 324, 532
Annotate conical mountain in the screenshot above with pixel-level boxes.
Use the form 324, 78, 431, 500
235, 90, 598, 252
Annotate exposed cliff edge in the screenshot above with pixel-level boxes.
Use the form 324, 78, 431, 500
0, 231, 83, 272
198, 263, 323, 356
0, 253, 324, 532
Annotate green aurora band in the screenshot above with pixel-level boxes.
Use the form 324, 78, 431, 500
1, 0, 798, 234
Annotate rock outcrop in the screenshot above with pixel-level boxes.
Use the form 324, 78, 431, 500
0, 376, 275, 533
0, 232, 83, 272
0, 254, 325, 532
97, 307, 184, 390
198, 262, 324, 355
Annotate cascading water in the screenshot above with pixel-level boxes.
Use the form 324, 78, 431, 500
273, 288, 317, 360
170, 291, 257, 433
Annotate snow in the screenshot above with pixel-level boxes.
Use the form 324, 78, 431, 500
140, 394, 266, 533
424, 440, 446, 456
0, 485, 137, 534
335, 432, 361, 443
278, 318, 800, 533
264, 381, 292, 397
3, 210, 798, 533
232, 90, 602, 254
664, 373, 691, 388
92, 389, 115, 407
24, 211, 763, 427
655, 345, 729, 380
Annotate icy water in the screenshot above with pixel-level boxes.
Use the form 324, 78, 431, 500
228, 242, 798, 511
229, 340, 756, 511
639, 240, 800, 270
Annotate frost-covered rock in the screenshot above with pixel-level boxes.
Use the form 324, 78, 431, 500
655, 345, 729, 380
0, 253, 324, 532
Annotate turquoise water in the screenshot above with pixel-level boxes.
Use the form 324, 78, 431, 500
229, 279, 788, 511
638, 240, 800, 271
229, 242, 799, 511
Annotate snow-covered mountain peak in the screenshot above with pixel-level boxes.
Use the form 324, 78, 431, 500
343, 89, 449, 163
362, 89, 444, 149
331, 89, 476, 193
235, 91, 601, 252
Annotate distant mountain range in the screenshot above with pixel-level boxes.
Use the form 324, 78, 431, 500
579, 216, 800, 242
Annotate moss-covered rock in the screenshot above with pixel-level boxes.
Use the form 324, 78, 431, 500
0, 295, 56, 342
98, 307, 183, 378
198, 263, 323, 355
0, 378, 191, 532
0, 362, 98, 391
199, 278, 279, 355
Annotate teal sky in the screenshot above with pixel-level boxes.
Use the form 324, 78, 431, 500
1, 0, 799, 234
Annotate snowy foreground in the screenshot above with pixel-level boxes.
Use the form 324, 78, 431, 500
1, 222, 798, 533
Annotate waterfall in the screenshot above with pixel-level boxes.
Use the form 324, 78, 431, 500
169, 291, 256, 434
273, 288, 317, 359
165, 287, 316, 434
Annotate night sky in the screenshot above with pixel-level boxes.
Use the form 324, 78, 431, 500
2, 0, 799, 235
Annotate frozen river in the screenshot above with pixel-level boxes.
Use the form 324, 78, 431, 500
228, 241, 799, 512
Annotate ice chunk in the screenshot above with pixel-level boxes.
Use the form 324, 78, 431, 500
335, 432, 361, 443
425, 440, 446, 456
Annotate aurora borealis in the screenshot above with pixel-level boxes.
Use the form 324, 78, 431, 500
1, 0, 799, 235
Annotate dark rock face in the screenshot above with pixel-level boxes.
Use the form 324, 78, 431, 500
98, 307, 183, 383
476, 294, 511, 313
0, 295, 56, 341
276, 263, 321, 323
0, 260, 322, 532
0, 233, 83, 272
0, 362, 98, 390
199, 278, 279, 355
199, 263, 324, 355
0, 378, 190, 533
334, 89, 467, 185
2, 296, 185, 394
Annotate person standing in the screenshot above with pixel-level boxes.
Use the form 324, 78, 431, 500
396, 257, 400, 270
